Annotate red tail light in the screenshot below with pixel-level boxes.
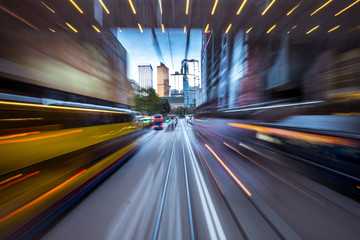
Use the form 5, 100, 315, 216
153, 118, 155, 121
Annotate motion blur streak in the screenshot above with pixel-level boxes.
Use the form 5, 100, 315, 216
228, 123, 358, 147
128, 0, 136, 14
0, 171, 39, 190
39, 1, 55, 14
335, 0, 360, 16
262, 0, 276, 15
99, 0, 110, 14
211, 0, 218, 15
69, 0, 84, 14
0, 174, 23, 186
310, 0, 333, 16
306, 25, 320, 34
0, 131, 40, 140
236, 0, 247, 15
0, 129, 83, 144
286, 4, 300, 16
0, 169, 86, 224
205, 144, 252, 197
0, 6, 39, 31
266, 24, 276, 34
0, 101, 125, 114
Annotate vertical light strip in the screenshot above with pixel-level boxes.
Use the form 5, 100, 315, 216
327, 25, 340, 33
335, 0, 360, 16
225, 23, 232, 33
306, 25, 320, 34
236, 0, 247, 15
262, 0, 276, 15
186, 0, 190, 15
310, 0, 332, 16
246, 26, 253, 33
161, 23, 165, 33
138, 23, 143, 33
159, 0, 163, 14
128, 0, 136, 14
99, 0, 110, 14
69, 0, 83, 14
211, 0, 219, 15
266, 24, 276, 34
184, 25, 187, 33
287, 3, 300, 16
204, 24, 209, 33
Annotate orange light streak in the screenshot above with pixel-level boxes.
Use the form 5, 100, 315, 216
0, 6, 39, 31
205, 144, 252, 196
0, 131, 40, 140
228, 123, 358, 147
0, 174, 23, 186
0, 171, 39, 190
0, 169, 86, 223
0, 130, 82, 144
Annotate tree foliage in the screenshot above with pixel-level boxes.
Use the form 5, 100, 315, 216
174, 106, 192, 118
135, 88, 170, 115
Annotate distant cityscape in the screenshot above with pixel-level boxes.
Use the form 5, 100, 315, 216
130, 59, 201, 109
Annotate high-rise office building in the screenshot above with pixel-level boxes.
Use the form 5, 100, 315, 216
138, 64, 153, 89
157, 63, 169, 97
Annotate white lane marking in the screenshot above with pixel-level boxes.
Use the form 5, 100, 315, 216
181, 121, 227, 240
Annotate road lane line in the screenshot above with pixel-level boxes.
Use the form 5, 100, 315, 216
182, 140, 195, 240
153, 134, 177, 240
181, 121, 226, 240
0, 171, 39, 190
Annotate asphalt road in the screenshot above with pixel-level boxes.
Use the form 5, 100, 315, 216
41, 119, 360, 240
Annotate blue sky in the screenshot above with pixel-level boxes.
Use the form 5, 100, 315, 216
117, 28, 202, 89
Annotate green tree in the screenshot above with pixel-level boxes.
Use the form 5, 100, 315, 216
161, 99, 170, 115
135, 88, 162, 115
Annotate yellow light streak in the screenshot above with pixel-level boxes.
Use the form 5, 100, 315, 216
287, 31, 290, 34
211, 0, 218, 15
335, 0, 360, 16
186, 0, 190, 15
292, 25, 297, 29
161, 23, 165, 33
92, 25, 100, 33
66, 22, 78, 32
262, 0, 276, 15
246, 26, 253, 33
0, 169, 86, 224
225, 23, 232, 34
69, 0, 83, 14
204, 24, 209, 33
159, 0, 163, 14
328, 25, 340, 33
99, 0, 110, 14
184, 25, 187, 33
40, 1, 55, 13
306, 25, 319, 34
205, 144, 252, 196
266, 24, 276, 34
128, 0, 136, 14
287, 3, 300, 16
138, 23, 143, 33
228, 122, 358, 147
0, 100, 126, 114
48, 28, 55, 32
0, 174, 23, 185
236, 0, 247, 15
310, 0, 332, 16
0, 6, 39, 31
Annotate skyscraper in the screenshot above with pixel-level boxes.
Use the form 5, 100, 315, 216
138, 64, 153, 90
157, 63, 169, 97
